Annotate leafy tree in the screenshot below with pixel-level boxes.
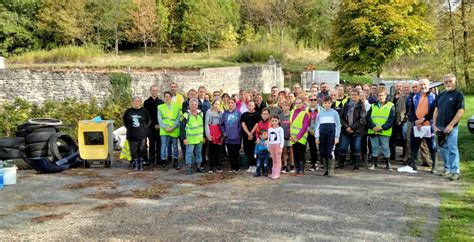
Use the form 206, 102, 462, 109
183, 0, 227, 54
127, 0, 159, 55
329, 1, 434, 76
36, 0, 94, 46
0, 0, 42, 56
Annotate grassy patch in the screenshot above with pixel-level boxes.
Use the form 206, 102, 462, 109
62, 179, 116, 190
91, 201, 127, 211
436, 95, 474, 241
31, 213, 70, 223
15, 202, 74, 212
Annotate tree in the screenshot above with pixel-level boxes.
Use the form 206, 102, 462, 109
0, 1, 42, 56
127, 0, 159, 55
37, 0, 93, 45
183, 0, 227, 55
329, 1, 434, 76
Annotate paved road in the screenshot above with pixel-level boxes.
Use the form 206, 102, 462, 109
0, 161, 459, 241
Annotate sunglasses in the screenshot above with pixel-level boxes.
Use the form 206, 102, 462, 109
310, 99, 318, 101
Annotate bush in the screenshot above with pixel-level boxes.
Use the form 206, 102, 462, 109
233, 41, 285, 63
9, 45, 103, 64
339, 73, 373, 85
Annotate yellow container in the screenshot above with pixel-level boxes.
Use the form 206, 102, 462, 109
78, 120, 114, 167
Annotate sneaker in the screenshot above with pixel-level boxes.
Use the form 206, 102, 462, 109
449, 173, 460, 181
441, 171, 451, 177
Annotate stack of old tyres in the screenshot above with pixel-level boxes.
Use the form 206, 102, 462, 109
0, 137, 26, 168
15, 119, 78, 170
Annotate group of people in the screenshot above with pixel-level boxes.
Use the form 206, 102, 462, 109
122, 73, 464, 181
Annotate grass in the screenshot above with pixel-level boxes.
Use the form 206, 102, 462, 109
436, 95, 474, 241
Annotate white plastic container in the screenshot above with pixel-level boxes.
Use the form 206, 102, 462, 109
3, 165, 17, 185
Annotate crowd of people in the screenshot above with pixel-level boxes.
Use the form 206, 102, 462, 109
122, 73, 465, 181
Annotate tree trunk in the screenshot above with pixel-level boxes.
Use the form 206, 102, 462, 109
461, 0, 471, 85
447, 0, 458, 75
207, 34, 211, 56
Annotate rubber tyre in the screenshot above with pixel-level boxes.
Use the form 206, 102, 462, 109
15, 129, 28, 137
27, 149, 49, 158
28, 118, 62, 126
27, 142, 49, 151
14, 159, 32, 170
0, 137, 25, 148
26, 132, 56, 144
48, 133, 78, 161
30, 127, 58, 133
0, 148, 24, 159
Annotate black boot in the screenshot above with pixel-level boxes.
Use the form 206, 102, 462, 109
410, 157, 417, 171
322, 157, 328, 176
338, 154, 346, 169
369, 157, 377, 170
174, 158, 181, 170
161, 160, 168, 171
353, 155, 360, 171
430, 153, 438, 174
385, 158, 392, 171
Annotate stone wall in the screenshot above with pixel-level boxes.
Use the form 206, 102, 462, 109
0, 64, 283, 105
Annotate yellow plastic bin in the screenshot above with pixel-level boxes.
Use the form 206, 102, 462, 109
78, 120, 114, 167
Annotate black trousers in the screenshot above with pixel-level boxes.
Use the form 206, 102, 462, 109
226, 144, 241, 171
389, 123, 402, 159
292, 142, 306, 172
147, 128, 161, 165
129, 138, 147, 160
208, 143, 223, 170
242, 137, 257, 166
307, 133, 318, 165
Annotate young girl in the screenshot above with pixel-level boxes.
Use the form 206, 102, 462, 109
315, 97, 341, 177
220, 98, 242, 172
268, 115, 284, 179
279, 100, 294, 173
256, 108, 271, 141
205, 99, 224, 173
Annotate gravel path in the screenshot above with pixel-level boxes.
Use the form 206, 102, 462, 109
0, 160, 460, 241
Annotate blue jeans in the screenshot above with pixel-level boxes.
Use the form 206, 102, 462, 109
185, 143, 202, 166
340, 134, 362, 155
439, 125, 460, 174
256, 153, 270, 176
370, 135, 390, 158
161, 136, 178, 160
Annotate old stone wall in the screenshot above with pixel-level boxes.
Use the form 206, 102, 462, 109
0, 64, 283, 105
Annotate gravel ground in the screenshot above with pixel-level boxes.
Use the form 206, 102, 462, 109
0, 159, 460, 241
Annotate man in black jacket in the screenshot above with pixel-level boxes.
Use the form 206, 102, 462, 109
143, 85, 164, 167
339, 89, 367, 170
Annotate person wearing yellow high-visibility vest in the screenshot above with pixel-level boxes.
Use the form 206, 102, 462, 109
289, 98, 310, 177
158, 91, 181, 170
366, 88, 395, 171
182, 98, 206, 175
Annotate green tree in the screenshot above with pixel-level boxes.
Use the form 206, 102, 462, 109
0, 0, 42, 56
329, 1, 433, 76
127, 0, 159, 55
36, 0, 94, 46
183, 0, 227, 54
